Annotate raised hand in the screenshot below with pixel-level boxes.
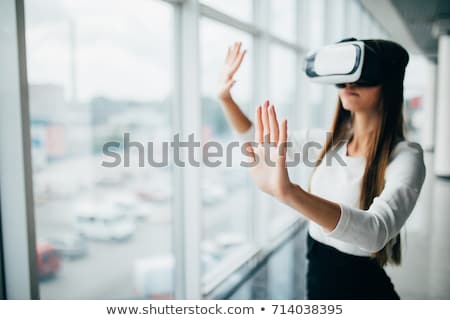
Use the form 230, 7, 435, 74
218, 42, 247, 101
245, 101, 294, 200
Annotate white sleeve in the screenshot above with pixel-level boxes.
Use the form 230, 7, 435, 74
324, 141, 426, 253
237, 124, 328, 163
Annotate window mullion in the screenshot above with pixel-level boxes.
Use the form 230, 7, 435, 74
0, 0, 39, 300
178, 0, 202, 300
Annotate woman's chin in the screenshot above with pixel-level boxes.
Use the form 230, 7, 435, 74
341, 103, 357, 111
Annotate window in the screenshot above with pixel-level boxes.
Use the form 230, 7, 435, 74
269, 45, 296, 123
270, 0, 297, 43
201, 0, 253, 23
361, 11, 371, 38
268, 44, 299, 233
326, 0, 346, 43
25, 0, 175, 299
347, 0, 362, 39
308, 0, 325, 49
2, 0, 322, 299
199, 17, 253, 274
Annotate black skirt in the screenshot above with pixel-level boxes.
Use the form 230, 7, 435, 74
306, 233, 400, 300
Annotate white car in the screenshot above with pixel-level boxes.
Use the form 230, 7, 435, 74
111, 193, 152, 221
74, 203, 136, 241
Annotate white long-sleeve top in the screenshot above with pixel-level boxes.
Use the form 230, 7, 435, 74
238, 126, 426, 256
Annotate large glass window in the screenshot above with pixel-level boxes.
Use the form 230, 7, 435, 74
199, 18, 253, 274
25, 0, 175, 299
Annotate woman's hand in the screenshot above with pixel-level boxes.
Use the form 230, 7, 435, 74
245, 102, 341, 233
218, 42, 246, 101
245, 100, 295, 200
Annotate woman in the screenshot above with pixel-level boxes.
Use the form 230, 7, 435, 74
217, 40, 426, 299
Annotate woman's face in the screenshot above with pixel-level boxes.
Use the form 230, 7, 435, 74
338, 83, 382, 113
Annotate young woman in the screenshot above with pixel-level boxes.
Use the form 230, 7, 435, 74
217, 40, 426, 299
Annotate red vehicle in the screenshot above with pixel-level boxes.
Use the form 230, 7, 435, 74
37, 243, 61, 278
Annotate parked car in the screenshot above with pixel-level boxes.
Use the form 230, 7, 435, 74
45, 234, 88, 260
111, 193, 152, 221
37, 243, 61, 279
74, 203, 136, 241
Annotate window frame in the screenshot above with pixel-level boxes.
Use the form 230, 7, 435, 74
0, 0, 40, 299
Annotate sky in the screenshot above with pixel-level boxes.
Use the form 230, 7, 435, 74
24, 0, 427, 107
25, 0, 173, 102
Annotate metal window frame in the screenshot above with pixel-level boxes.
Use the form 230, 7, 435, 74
177, 0, 203, 299
170, 0, 186, 300
0, 197, 5, 299
0, 0, 39, 299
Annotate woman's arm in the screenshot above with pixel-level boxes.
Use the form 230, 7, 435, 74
283, 143, 425, 253
247, 102, 426, 252
217, 42, 252, 134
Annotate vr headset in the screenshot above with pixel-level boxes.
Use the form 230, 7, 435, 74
304, 39, 383, 88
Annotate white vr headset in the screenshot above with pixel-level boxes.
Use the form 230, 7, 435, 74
304, 40, 382, 87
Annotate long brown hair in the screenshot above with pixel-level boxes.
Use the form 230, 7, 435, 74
312, 40, 409, 266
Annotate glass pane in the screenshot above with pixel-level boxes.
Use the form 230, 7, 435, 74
268, 45, 299, 232
270, 0, 297, 43
201, 0, 253, 23
269, 45, 296, 122
361, 11, 371, 38
227, 226, 308, 299
200, 18, 253, 274
347, 0, 362, 39
25, 0, 175, 299
308, 0, 325, 49
326, 0, 346, 43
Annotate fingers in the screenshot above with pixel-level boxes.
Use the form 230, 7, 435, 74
223, 79, 236, 92
232, 42, 241, 59
253, 103, 288, 170
227, 42, 244, 62
225, 46, 231, 62
244, 143, 256, 164
230, 49, 246, 74
268, 104, 279, 144
261, 101, 270, 143
228, 42, 240, 63
256, 101, 284, 146
279, 119, 288, 155
255, 105, 263, 144
276, 119, 288, 169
